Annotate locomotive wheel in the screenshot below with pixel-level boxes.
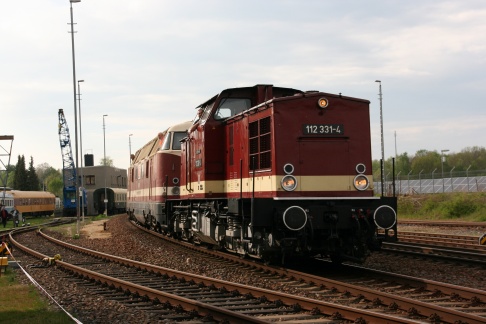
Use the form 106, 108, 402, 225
149, 215, 157, 231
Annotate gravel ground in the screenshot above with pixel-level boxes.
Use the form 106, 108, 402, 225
10, 215, 486, 323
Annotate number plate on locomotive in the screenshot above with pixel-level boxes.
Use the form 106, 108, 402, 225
303, 124, 344, 135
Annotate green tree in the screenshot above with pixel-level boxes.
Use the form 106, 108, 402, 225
13, 155, 28, 190
99, 156, 114, 166
46, 173, 63, 198
447, 146, 486, 171
26, 156, 40, 190
395, 152, 412, 176
373, 146, 486, 180
410, 150, 441, 176
36, 163, 61, 190
0, 164, 15, 189
373, 152, 412, 181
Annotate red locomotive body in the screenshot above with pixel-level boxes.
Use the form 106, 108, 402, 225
127, 121, 192, 229
129, 85, 397, 264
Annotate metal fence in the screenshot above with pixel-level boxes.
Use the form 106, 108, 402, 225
374, 170, 486, 195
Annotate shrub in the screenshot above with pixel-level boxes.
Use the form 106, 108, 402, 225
442, 193, 477, 218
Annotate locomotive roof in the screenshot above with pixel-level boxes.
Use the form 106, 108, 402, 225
196, 84, 304, 108
131, 120, 191, 165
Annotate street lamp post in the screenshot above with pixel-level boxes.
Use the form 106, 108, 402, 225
375, 80, 385, 192
103, 114, 108, 216
441, 149, 449, 192
69, 0, 82, 235
77, 79, 84, 221
129, 134, 133, 165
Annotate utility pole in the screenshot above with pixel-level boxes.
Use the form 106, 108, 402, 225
376, 80, 385, 194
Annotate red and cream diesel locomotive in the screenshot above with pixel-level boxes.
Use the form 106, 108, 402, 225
128, 121, 192, 228
128, 84, 397, 263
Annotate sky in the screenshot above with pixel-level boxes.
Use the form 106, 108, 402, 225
1, 0, 485, 172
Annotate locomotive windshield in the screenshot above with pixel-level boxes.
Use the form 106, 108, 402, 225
172, 132, 186, 150
214, 98, 251, 120
162, 131, 186, 150
161, 133, 171, 150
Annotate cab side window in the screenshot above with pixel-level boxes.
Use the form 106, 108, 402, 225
214, 98, 251, 120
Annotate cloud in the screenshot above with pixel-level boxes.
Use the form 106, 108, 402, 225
0, 0, 485, 171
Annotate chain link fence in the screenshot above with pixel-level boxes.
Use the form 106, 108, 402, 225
374, 170, 486, 195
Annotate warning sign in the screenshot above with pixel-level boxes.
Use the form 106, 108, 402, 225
479, 234, 486, 245
0, 242, 11, 256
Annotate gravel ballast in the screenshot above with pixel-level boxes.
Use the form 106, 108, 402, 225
10, 215, 486, 323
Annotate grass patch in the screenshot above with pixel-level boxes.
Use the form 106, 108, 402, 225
0, 267, 73, 323
0, 214, 112, 322
398, 192, 486, 221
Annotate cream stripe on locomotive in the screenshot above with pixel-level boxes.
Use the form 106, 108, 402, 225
180, 174, 374, 195
129, 185, 181, 199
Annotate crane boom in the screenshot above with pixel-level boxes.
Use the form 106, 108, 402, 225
58, 108, 77, 215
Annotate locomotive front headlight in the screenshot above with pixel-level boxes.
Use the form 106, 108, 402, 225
317, 97, 329, 109
281, 175, 297, 191
283, 163, 294, 174
353, 174, 369, 191
356, 163, 366, 174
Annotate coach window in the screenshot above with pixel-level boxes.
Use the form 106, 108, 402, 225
214, 98, 251, 120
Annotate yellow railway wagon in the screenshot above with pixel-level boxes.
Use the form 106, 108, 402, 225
10, 190, 56, 216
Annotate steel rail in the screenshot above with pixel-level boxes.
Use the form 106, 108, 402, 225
399, 220, 486, 227
20, 228, 419, 323
382, 242, 486, 265
10, 231, 266, 323
127, 220, 486, 323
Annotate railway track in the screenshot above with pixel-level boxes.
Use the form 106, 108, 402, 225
399, 220, 486, 228
9, 217, 486, 323
10, 226, 412, 323
398, 231, 484, 249
129, 221, 486, 323
381, 230, 486, 264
